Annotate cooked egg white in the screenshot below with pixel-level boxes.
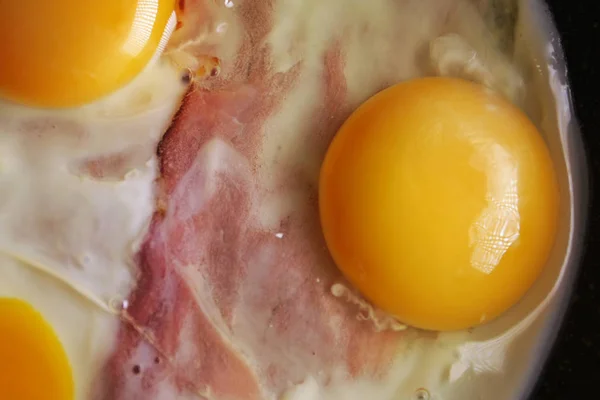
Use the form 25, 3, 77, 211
0, 61, 186, 306
0, 54, 187, 400
258, 0, 569, 398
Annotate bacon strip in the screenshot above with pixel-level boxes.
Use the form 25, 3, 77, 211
100, 2, 406, 399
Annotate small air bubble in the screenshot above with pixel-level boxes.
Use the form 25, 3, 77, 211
224, 0, 234, 8
414, 388, 430, 400
216, 22, 228, 34
275, 233, 284, 239
108, 297, 129, 312
108, 297, 130, 313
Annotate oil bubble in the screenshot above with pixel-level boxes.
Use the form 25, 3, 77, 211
414, 388, 430, 400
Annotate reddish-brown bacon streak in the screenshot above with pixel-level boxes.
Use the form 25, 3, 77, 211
99, 2, 405, 399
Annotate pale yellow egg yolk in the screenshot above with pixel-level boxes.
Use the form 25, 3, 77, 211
0, 298, 73, 400
319, 77, 559, 332
0, 0, 176, 108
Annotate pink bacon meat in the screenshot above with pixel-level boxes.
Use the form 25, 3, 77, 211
99, 1, 405, 399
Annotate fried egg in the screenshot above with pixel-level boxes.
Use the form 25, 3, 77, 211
0, 0, 176, 107
319, 77, 559, 331
0, 0, 575, 399
0, 255, 116, 400
0, 1, 190, 398
0, 296, 72, 400
258, 0, 571, 398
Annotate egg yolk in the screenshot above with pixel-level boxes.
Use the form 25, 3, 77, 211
0, 298, 73, 400
0, 0, 176, 108
319, 77, 559, 332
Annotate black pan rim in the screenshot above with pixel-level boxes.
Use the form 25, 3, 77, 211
518, 1, 590, 398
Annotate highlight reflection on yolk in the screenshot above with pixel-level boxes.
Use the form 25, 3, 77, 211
0, 298, 73, 400
0, 0, 175, 108
319, 77, 559, 332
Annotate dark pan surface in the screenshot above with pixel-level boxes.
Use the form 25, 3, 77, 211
531, 1, 600, 399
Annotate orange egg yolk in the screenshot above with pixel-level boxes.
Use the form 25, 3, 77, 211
0, 298, 73, 400
0, 0, 176, 108
319, 77, 559, 331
